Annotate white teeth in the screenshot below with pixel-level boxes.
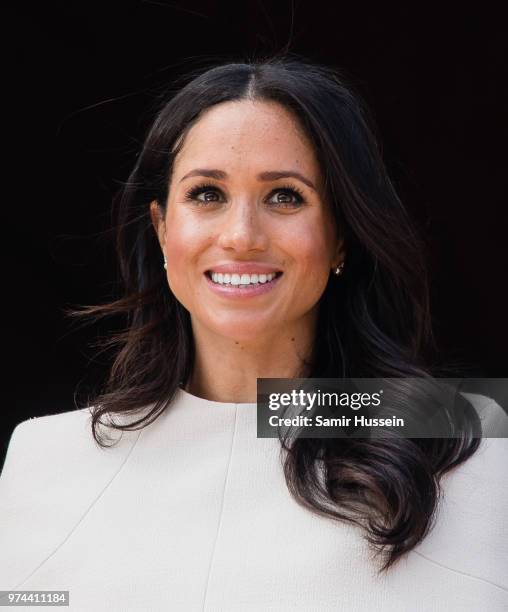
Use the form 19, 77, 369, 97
209, 271, 278, 285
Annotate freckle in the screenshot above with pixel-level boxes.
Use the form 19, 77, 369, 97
291, 337, 295, 341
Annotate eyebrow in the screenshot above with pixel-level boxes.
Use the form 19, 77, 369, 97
179, 168, 317, 192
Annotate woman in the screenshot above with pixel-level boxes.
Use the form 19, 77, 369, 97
1, 55, 507, 611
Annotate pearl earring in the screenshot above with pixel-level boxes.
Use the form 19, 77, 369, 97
333, 261, 344, 276
163, 255, 167, 270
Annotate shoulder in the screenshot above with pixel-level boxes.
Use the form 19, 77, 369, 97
0, 407, 141, 588
0, 407, 139, 496
461, 390, 508, 437
4, 406, 89, 448
1, 408, 91, 480
413, 392, 508, 590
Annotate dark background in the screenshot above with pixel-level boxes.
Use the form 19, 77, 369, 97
3, 2, 507, 463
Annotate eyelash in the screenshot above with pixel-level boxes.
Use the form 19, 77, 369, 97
183, 182, 307, 209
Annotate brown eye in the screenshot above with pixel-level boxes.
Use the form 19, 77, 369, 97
267, 186, 306, 208
184, 184, 223, 206
200, 191, 219, 202
183, 182, 307, 209
275, 192, 292, 203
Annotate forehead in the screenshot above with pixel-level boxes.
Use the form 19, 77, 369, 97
172, 100, 321, 182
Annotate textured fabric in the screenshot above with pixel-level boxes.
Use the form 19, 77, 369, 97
0, 388, 507, 611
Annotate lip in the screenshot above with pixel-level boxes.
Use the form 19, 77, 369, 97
204, 270, 283, 299
205, 262, 282, 275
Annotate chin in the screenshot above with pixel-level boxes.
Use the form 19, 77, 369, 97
208, 320, 277, 343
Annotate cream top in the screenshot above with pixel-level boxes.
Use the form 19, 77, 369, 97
0, 387, 507, 611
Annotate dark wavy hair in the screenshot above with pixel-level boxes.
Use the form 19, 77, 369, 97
65, 53, 481, 573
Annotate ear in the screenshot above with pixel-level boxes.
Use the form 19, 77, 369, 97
150, 201, 166, 248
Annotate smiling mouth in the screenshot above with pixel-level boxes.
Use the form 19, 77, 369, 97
205, 271, 283, 286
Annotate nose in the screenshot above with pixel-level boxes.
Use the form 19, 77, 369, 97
216, 199, 268, 252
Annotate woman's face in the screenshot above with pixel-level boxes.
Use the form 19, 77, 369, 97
151, 99, 343, 343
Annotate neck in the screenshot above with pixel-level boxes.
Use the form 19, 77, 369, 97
185, 316, 317, 403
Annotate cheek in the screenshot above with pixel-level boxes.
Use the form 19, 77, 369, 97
281, 219, 334, 311
162, 212, 212, 301
164, 230, 191, 263
164, 210, 209, 264
285, 224, 332, 275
